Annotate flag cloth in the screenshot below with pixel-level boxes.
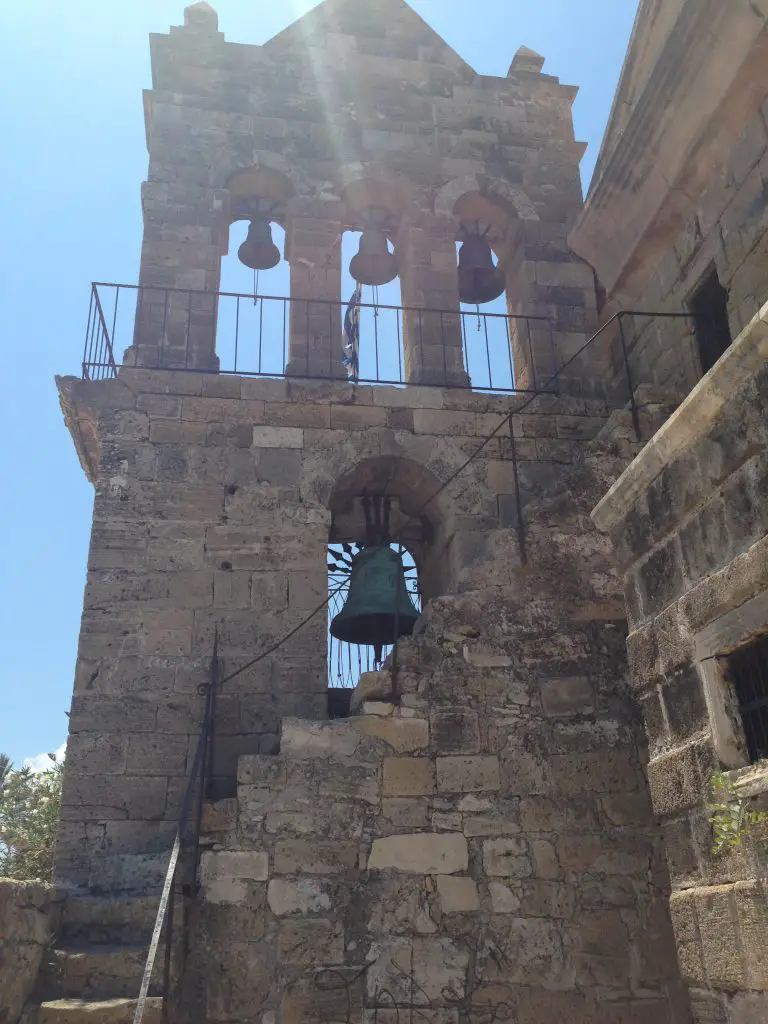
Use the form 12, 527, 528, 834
341, 282, 362, 381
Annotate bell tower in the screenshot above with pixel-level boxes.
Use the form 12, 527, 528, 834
50, 3, 691, 1023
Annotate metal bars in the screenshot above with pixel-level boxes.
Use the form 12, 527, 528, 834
83, 282, 555, 393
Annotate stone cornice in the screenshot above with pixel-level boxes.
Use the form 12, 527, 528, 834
591, 300, 768, 535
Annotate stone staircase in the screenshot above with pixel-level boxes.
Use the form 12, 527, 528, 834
28, 896, 162, 1024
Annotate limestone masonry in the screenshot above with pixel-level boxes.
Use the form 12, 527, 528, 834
3, 2, 768, 1024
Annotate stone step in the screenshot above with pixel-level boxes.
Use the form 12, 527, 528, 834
50, 945, 161, 1000
38, 999, 162, 1024
60, 896, 159, 946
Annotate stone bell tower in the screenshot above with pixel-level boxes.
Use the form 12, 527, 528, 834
45, 2, 692, 1022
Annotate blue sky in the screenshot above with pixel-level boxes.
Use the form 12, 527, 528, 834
0, 0, 638, 768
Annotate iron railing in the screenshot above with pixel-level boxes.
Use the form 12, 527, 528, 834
133, 637, 218, 1024
82, 282, 558, 393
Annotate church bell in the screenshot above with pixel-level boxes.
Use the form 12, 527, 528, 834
330, 545, 420, 649
238, 218, 281, 271
349, 225, 398, 286
457, 235, 505, 305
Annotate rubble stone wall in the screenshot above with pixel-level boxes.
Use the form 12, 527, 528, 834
54, 369, 614, 894
0, 880, 62, 1024
592, 309, 768, 1024
183, 547, 688, 1024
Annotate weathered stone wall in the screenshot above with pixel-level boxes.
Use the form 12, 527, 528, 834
133, 0, 601, 388
177, 432, 690, 1023
570, 0, 768, 400
617, 98, 768, 397
0, 880, 63, 1024
592, 306, 768, 1024
55, 369, 613, 894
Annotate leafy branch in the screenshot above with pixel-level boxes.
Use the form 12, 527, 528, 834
0, 752, 63, 881
708, 770, 768, 855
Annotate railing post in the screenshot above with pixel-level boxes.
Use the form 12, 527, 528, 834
508, 414, 527, 564
617, 313, 641, 441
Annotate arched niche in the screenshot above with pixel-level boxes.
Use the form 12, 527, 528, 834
328, 455, 450, 601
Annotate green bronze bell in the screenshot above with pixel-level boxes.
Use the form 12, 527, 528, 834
330, 545, 420, 650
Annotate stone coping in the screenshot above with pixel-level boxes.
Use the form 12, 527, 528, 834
591, 299, 768, 535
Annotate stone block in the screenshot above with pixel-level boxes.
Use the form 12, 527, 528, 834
530, 839, 560, 880
435, 875, 480, 913
695, 884, 745, 989
436, 755, 500, 793
540, 676, 594, 716
520, 880, 575, 919
267, 878, 332, 916
383, 757, 435, 796
200, 850, 269, 903
488, 881, 521, 913
353, 715, 429, 753
368, 833, 468, 874
548, 751, 640, 796
273, 840, 358, 875
330, 404, 387, 428
482, 838, 531, 878
647, 740, 713, 817
252, 425, 304, 448
277, 919, 345, 965
280, 719, 361, 760
733, 879, 768, 989
429, 710, 480, 753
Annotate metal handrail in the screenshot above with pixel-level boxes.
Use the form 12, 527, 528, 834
133, 635, 219, 1024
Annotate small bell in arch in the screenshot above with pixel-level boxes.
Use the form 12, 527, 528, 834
330, 545, 420, 654
457, 224, 505, 305
349, 212, 398, 287
238, 218, 281, 271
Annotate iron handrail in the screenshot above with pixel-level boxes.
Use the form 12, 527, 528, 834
133, 636, 219, 1024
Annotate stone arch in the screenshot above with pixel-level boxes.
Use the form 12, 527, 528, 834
434, 174, 539, 227
336, 166, 416, 227
218, 153, 312, 203
328, 455, 451, 601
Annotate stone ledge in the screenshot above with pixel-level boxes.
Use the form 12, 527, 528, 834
591, 301, 768, 536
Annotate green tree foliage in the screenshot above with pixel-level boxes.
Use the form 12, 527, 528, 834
708, 770, 768, 855
0, 753, 63, 881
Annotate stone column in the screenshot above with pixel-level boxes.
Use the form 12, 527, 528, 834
398, 215, 470, 388
122, 184, 227, 373
504, 220, 601, 393
284, 198, 346, 379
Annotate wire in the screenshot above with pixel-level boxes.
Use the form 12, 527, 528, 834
217, 584, 347, 691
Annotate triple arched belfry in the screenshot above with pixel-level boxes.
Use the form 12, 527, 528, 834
130, 0, 599, 391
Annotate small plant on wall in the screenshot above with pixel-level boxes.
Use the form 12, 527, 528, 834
708, 770, 768, 855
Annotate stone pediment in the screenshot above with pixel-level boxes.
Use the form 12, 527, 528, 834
263, 0, 474, 75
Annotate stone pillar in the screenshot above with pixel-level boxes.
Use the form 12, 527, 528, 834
504, 220, 601, 393
121, 185, 227, 373
398, 215, 470, 388
284, 198, 346, 380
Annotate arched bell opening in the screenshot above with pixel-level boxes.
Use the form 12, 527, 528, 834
217, 166, 294, 374
325, 456, 449, 702
452, 192, 517, 391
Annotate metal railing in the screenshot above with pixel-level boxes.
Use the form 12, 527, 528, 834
82, 282, 558, 393
133, 637, 219, 1024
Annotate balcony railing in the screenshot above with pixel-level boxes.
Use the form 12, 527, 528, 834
82, 282, 559, 393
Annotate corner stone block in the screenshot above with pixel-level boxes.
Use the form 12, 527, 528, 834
695, 884, 746, 990
367, 833, 468, 874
